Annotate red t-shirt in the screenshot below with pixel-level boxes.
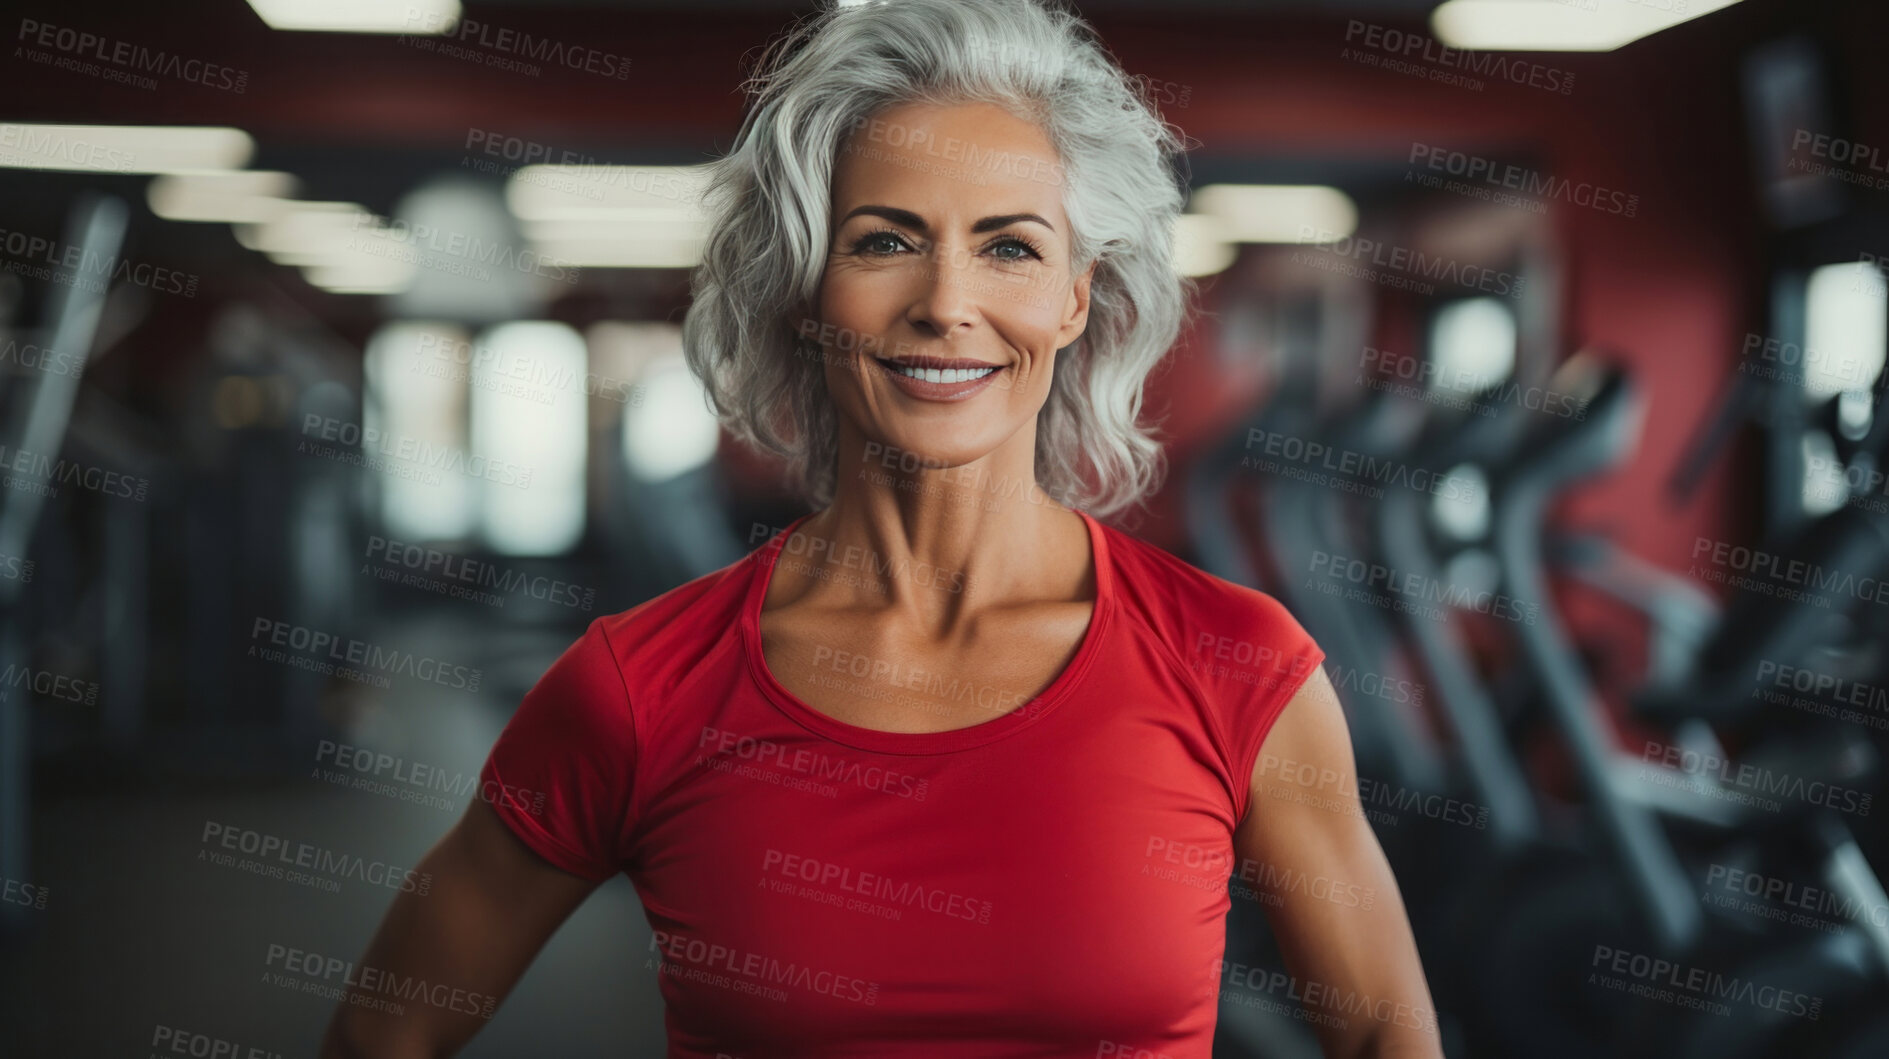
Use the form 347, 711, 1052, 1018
481, 509, 1325, 1058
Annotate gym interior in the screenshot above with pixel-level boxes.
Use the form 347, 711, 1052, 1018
3, 0, 1889, 1055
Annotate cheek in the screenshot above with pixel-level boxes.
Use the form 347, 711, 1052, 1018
819, 273, 896, 342
990, 297, 1070, 358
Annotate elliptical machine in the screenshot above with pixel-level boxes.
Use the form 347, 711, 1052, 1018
1453, 352, 1889, 1058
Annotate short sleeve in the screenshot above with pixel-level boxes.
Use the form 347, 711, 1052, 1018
1195, 589, 1326, 824
478, 619, 638, 881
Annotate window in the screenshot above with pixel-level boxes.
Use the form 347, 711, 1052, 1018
1799, 260, 1887, 514
362, 321, 475, 540
609, 323, 721, 482
469, 321, 589, 555
361, 318, 590, 554
1427, 297, 1518, 395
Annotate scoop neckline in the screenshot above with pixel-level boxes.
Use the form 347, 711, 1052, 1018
740, 507, 1115, 755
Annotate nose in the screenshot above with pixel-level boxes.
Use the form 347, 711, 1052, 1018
905, 246, 979, 339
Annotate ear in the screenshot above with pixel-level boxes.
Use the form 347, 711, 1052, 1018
1054, 258, 1098, 349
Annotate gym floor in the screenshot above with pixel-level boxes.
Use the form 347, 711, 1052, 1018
0, 615, 667, 1056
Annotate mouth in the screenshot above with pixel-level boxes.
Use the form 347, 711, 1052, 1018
873, 356, 1003, 383
872, 356, 1006, 401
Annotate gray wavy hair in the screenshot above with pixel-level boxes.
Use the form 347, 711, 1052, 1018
681, 0, 1193, 519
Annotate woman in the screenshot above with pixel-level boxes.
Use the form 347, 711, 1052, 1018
321, 1, 1440, 1056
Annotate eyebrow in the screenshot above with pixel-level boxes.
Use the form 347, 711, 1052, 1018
839, 205, 1055, 234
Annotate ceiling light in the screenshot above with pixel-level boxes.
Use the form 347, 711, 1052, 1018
528, 237, 706, 270
506, 165, 713, 222
246, 0, 460, 34
148, 170, 299, 223
1432, 0, 1742, 53
0, 124, 253, 174
521, 217, 708, 244
1172, 215, 1238, 278
236, 202, 380, 264
302, 258, 415, 294
1189, 184, 1359, 243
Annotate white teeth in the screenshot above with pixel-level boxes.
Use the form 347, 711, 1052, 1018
887, 363, 998, 384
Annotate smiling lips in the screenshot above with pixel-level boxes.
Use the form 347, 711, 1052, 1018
873, 355, 1004, 400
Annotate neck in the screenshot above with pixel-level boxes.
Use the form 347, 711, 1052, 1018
787, 422, 1088, 630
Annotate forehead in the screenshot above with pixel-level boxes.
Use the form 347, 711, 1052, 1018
831, 100, 1068, 225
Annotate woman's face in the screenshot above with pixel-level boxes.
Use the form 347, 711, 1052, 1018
816, 100, 1094, 476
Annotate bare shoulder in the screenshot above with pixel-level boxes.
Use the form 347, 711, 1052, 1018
1249, 665, 1350, 787
1238, 664, 1363, 836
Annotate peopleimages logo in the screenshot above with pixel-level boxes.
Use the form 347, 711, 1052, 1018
1217, 959, 1441, 1035
1640, 738, 1872, 816
1740, 331, 1877, 387
696, 725, 930, 801
1243, 427, 1484, 502
365, 535, 597, 611
149, 1024, 280, 1059
249, 617, 484, 692
0, 224, 198, 296
760, 848, 994, 924
0, 442, 150, 501
400, 7, 632, 79
0, 663, 98, 705
1258, 752, 1490, 831
1294, 225, 1525, 298
648, 929, 881, 1006
1309, 550, 1539, 626
1704, 863, 1889, 930
0, 122, 134, 172
14, 19, 249, 94
1590, 943, 1822, 1021
1408, 143, 1640, 218
315, 739, 547, 816
1341, 20, 1575, 95
198, 820, 431, 896
1752, 659, 1889, 733
1689, 536, 1889, 609
299, 414, 533, 489
264, 943, 498, 1020
1, 875, 47, 910
1787, 129, 1889, 190
0, 337, 86, 377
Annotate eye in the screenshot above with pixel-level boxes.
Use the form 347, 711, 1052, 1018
986, 235, 1044, 263
851, 228, 912, 257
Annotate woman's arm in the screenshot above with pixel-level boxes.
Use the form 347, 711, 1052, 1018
1233, 666, 1445, 1059
319, 797, 605, 1059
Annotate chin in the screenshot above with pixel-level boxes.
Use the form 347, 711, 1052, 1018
871, 436, 991, 471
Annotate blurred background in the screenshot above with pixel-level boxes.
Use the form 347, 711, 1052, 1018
4, 0, 1889, 1055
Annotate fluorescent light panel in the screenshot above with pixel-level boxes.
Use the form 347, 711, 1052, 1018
522, 217, 708, 243
246, 0, 460, 34
1432, 0, 1743, 53
1172, 214, 1238, 278
0, 124, 253, 174
302, 263, 411, 293
530, 238, 705, 269
237, 202, 378, 261
148, 170, 299, 223
506, 165, 713, 221
1189, 184, 1358, 243
231, 201, 419, 292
